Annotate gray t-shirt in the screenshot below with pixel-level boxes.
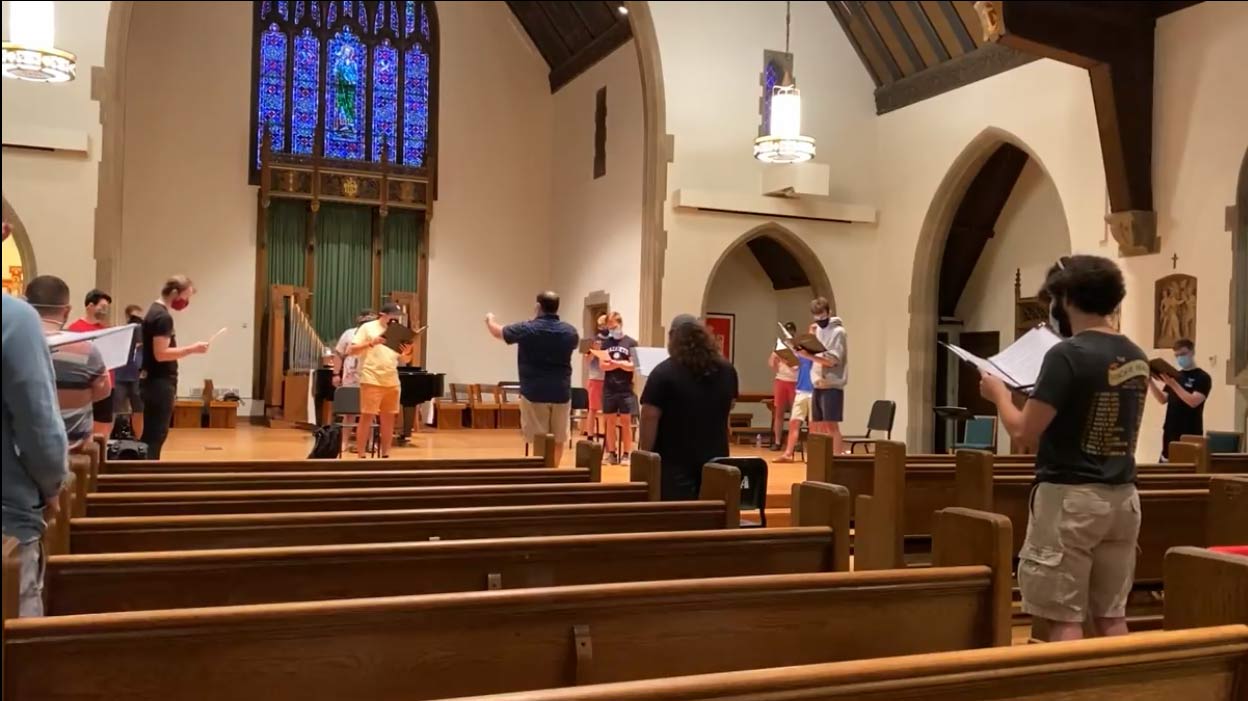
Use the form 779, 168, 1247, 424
1030, 331, 1149, 485
811, 318, 848, 390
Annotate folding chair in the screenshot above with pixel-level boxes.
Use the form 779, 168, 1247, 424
708, 456, 769, 528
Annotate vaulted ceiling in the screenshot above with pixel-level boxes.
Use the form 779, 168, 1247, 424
747, 236, 811, 291
505, 1, 632, 92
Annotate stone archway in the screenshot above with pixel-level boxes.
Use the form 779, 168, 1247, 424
904, 127, 1071, 450
1, 195, 38, 287
699, 222, 836, 317
625, 1, 668, 346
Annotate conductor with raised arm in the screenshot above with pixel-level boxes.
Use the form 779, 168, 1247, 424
486, 291, 579, 466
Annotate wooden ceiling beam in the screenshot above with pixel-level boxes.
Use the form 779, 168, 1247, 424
874, 42, 1035, 114
548, 19, 631, 92
977, 0, 1163, 255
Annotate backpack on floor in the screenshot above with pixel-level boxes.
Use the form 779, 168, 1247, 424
107, 439, 148, 461
308, 424, 342, 459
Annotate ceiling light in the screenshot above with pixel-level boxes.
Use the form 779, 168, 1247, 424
617, 5, 629, 15
753, 1, 815, 164
2, 1, 76, 83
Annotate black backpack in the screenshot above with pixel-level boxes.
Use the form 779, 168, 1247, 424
107, 439, 148, 461
308, 424, 342, 459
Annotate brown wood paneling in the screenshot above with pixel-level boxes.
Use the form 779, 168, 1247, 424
919, 0, 972, 57
846, 2, 902, 82
894, 1, 945, 68
864, 1, 920, 76
953, 0, 985, 46
828, 0, 883, 86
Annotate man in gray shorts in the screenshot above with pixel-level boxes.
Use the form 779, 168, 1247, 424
980, 255, 1146, 641
486, 291, 579, 465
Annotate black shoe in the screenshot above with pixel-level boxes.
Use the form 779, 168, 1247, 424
608, 452, 620, 465
768, 443, 784, 451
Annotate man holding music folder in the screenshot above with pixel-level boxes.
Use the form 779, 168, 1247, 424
349, 302, 415, 458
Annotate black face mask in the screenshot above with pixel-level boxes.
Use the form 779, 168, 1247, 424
1049, 298, 1073, 338
815, 318, 830, 329
128, 315, 143, 325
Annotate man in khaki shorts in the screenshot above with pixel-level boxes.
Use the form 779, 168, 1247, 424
486, 291, 579, 465
980, 255, 1147, 641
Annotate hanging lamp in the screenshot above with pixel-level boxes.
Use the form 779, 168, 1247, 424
3, 1, 77, 83
754, 1, 815, 164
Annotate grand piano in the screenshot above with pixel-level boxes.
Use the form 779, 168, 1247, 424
314, 366, 445, 440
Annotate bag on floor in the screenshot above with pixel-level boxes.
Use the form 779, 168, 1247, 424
107, 439, 148, 461
308, 424, 342, 459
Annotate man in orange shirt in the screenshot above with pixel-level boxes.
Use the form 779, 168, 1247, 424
348, 302, 413, 458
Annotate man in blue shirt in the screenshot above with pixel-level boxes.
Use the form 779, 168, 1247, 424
2, 292, 70, 616
776, 351, 815, 463
486, 291, 579, 465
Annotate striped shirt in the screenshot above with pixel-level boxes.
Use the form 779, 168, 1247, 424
41, 321, 108, 448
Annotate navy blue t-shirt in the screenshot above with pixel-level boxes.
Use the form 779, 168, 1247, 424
503, 314, 579, 404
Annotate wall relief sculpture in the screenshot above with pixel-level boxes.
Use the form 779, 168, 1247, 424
1154, 273, 1197, 348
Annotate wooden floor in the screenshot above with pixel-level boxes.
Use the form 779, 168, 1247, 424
160, 424, 809, 492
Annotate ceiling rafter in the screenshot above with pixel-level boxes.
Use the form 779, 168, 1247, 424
505, 1, 632, 93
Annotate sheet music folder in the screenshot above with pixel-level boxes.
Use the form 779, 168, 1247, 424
941, 325, 1060, 391
381, 323, 416, 353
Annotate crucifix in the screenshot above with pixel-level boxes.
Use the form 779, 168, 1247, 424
1171, 253, 1179, 270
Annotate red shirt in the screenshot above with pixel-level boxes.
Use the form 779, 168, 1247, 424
67, 319, 105, 333
66, 318, 114, 383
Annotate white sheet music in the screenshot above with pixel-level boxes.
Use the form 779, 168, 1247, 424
942, 326, 1060, 389
633, 347, 669, 377
46, 323, 138, 370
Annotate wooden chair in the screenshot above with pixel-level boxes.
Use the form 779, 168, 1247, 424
469, 383, 501, 429
435, 384, 469, 430
498, 382, 522, 430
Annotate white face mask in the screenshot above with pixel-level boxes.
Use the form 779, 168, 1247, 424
609, 327, 624, 339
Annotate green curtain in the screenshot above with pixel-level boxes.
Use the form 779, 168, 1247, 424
313, 203, 373, 341
381, 210, 421, 293
266, 200, 307, 286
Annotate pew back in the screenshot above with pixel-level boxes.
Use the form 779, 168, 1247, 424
1164, 547, 1248, 631
6, 508, 1011, 701
94, 467, 594, 492
452, 627, 1248, 701
47, 481, 848, 614
84, 482, 651, 517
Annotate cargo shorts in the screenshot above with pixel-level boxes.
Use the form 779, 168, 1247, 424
1018, 482, 1142, 623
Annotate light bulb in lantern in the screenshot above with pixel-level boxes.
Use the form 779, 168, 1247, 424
3, 1, 77, 83
10, 2, 57, 49
754, 84, 815, 164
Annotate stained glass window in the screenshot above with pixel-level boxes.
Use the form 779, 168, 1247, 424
252, 1, 434, 176
256, 24, 287, 167
372, 41, 398, 162
402, 43, 429, 167
291, 29, 320, 155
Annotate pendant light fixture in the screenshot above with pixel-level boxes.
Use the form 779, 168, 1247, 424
3, 1, 77, 83
754, 1, 815, 164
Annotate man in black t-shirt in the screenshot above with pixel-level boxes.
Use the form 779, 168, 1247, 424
1148, 338, 1211, 459
979, 255, 1145, 643
139, 275, 208, 459
600, 312, 638, 465
640, 314, 738, 500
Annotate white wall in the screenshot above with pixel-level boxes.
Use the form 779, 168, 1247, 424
115, 0, 257, 402
955, 159, 1072, 451
425, 0, 553, 386
105, 0, 555, 401
549, 41, 643, 386
874, 1, 1247, 459
1, 0, 109, 312
649, 0, 882, 432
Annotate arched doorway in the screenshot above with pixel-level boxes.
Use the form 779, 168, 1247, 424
1, 196, 36, 295
906, 128, 1072, 451
700, 224, 834, 426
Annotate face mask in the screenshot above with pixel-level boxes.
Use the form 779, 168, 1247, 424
1176, 354, 1194, 370
128, 315, 143, 325
1049, 298, 1072, 338
609, 328, 624, 340
93, 307, 110, 321
815, 318, 830, 329
171, 297, 190, 311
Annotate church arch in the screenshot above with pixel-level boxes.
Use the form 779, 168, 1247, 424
699, 222, 835, 318
905, 127, 1072, 450
2, 195, 38, 290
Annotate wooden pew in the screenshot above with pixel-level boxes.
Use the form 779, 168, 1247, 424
68, 459, 738, 553
1181, 434, 1248, 474
1208, 475, 1248, 546
1165, 546, 1248, 631
458, 626, 1248, 701
4, 507, 1011, 700
94, 467, 599, 492
85, 482, 655, 518
807, 434, 1197, 516
853, 443, 1221, 574
100, 433, 564, 473
44, 482, 850, 615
